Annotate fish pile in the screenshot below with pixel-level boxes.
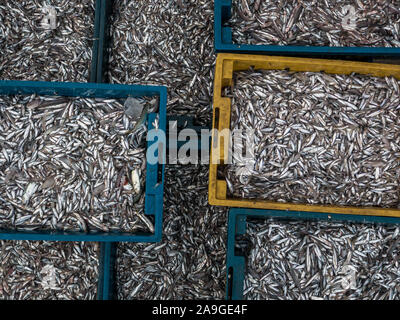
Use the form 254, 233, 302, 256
0, 94, 156, 233
230, 0, 400, 47
115, 165, 227, 299
243, 219, 400, 300
0, 0, 95, 82
109, 1, 226, 299
107, 0, 215, 125
0, 240, 99, 299
225, 69, 400, 208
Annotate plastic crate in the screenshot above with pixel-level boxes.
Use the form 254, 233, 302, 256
0, 80, 167, 243
97, 242, 116, 300
226, 208, 400, 300
96, 116, 212, 300
209, 53, 400, 218
89, 0, 103, 82
92, 0, 113, 83
215, 0, 400, 57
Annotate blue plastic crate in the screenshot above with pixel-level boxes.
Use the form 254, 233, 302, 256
226, 208, 400, 300
96, 115, 213, 300
166, 115, 211, 153
0, 80, 167, 243
215, 0, 400, 57
90, 0, 103, 82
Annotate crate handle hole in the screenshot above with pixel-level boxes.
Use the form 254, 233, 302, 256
213, 107, 220, 149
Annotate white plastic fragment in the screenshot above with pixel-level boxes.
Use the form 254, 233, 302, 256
40, 6, 57, 30
340, 264, 357, 290
124, 97, 144, 120
341, 5, 357, 31
40, 265, 59, 290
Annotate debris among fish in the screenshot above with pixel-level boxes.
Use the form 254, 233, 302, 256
230, 0, 400, 47
243, 219, 400, 300
0, 94, 154, 233
224, 69, 400, 208
108, 0, 215, 125
40, 264, 59, 290
0, 0, 95, 82
115, 165, 227, 300
40, 5, 57, 30
0, 240, 99, 300
124, 97, 144, 121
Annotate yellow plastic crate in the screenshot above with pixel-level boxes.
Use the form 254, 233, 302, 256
209, 53, 400, 218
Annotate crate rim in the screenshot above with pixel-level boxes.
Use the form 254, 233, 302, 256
209, 53, 400, 218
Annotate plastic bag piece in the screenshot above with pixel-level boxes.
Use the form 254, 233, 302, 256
124, 97, 144, 120
340, 264, 357, 290
40, 6, 57, 30
22, 182, 38, 204
125, 97, 159, 133
341, 5, 357, 31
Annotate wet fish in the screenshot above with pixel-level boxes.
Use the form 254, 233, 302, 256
225, 69, 400, 208
244, 218, 400, 300
230, 0, 400, 47
0, 94, 152, 233
0, 0, 95, 82
107, 0, 216, 126
0, 240, 99, 300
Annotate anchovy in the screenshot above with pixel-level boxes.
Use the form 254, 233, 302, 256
0, 94, 151, 233
244, 218, 400, 300
225, 69, 400, 209
107, 0, 216, 126
0, 240, 99, 300
0, 0, 95, 82
115, 165, 228, 300
230, 0, 400, 47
